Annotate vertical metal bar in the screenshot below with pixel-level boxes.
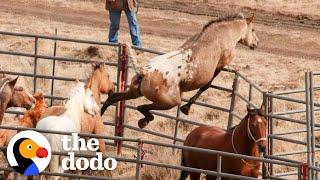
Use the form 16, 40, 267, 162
262, 92, 269, 179
298, 164, 302, 180
315, 162, 319, 180
135, 141, 142, 180
269, 95, 274, 176
248, 84, 253, 106
309, 72, 315, 168
33, 37, 39, 93
50, 29, 57, 106
216, 155, 222, 180
227, 75, 239, 130
114, 44, 121, 145
173, 105, 181, 145
116, 43, 127, 155
305, 72, 312, 172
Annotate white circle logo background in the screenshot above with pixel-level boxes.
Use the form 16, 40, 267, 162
7, 130, 52, 173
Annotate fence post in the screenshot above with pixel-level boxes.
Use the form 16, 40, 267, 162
50, 29, 57, 106
33, 37, 39, 93
115, 43, 128, 155
135, 140, 143, 180
305, 72, 312, 177
227, 74, 239, 130
300, 163, 309, 180
263, 92, 270, 179
309, 72, 315, 177
216, 155, 222, 180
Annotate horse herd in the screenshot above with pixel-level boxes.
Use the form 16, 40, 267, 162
0, 13, 268, 179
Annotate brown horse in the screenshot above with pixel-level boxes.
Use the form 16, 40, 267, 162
180, 105, 267, 180
0, 76, 35, 124
101, 13, 259, 128
40, 63, 115, 154
0, 92, 47, 180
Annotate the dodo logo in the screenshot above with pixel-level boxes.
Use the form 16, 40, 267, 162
6, 130, 51, 176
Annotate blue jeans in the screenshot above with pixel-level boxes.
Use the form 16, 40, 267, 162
108, 10, 141, 46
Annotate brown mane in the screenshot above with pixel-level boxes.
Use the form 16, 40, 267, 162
203, 13, 244, 30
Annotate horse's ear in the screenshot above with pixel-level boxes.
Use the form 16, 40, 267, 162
8, 76, 19, 87
246, 14, 255, 24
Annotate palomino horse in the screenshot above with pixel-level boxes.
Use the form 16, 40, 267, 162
0, 92, 47, 180
40, 63, 115, 154
101, 13, 259, 128
0, 76, 35, 124
36, 81, 99, 180
180, 105, 267, 180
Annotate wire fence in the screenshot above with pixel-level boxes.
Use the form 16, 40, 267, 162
0, 30, 317, 179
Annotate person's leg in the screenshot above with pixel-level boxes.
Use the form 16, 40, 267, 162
108, 10, 122, 43
125, 10, 141, 46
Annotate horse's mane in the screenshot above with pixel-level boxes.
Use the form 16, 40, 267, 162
63, 82, 87, 131
181, 13, 244, 50
203, 13, 244, 30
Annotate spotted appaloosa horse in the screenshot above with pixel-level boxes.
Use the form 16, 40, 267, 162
0, 76, 35, 124
180, 105, 267, 180
101, 13, 259, 128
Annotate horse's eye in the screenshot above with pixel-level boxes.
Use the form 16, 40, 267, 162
252, 28, 255, 32
27, 145, 32, 150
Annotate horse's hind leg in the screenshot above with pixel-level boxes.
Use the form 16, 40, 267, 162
101, 75, 142, 115
180, 70, 221, 115
137, 102, 179, 128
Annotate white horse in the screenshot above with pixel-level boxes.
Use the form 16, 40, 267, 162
36, 81, 99, 179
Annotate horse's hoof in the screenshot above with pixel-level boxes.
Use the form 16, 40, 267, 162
180, 105, 190, 115
138, 119, 149, 129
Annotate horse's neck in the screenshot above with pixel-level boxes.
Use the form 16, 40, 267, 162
63, 97, 84, 131
88, 75, 101, 105
233, 118, 256, 156
185, 20, 246, 57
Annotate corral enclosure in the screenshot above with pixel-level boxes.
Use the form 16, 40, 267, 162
0, 0, 320, 179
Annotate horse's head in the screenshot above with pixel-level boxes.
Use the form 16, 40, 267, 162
83, 85, 99, 117
92, 63, 115, 95
246, 105, 267, 153
239, 14, 259, 50
33, 92, 48, 109
3, 77, 35, 110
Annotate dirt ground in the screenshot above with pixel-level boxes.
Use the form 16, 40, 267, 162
0, 0, 319, 179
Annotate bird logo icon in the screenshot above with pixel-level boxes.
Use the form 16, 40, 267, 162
6, 131, 51, 176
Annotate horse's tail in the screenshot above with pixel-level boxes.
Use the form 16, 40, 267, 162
179, 152, 189, 180
125, 43, 144, 75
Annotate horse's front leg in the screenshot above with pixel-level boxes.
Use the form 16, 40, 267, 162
101, 75, 142, 116
180, 70, 221, 115
137, 92, 181, 128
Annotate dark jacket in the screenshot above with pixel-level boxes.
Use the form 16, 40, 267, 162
105, 0, 138, 11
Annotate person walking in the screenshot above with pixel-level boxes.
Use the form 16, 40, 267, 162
106, 0, 141, 46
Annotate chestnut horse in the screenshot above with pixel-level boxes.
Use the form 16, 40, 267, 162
40, 63, 115, 154
180, 106, 267, 180
0, 92, 47, 180
0, 76, 35, 124
101, 13, 259, 128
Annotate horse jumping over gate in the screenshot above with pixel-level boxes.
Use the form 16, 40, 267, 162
101, 13, 259, 128
180, 105, 267, 180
